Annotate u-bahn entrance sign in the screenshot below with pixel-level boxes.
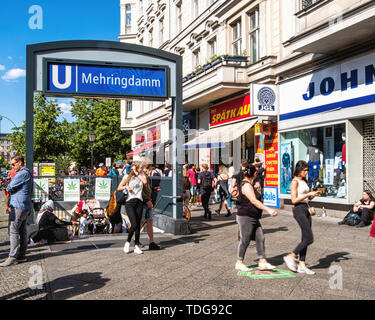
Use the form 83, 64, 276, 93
26, 40, 186, 234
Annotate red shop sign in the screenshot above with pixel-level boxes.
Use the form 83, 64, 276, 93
210, 95, 251, 127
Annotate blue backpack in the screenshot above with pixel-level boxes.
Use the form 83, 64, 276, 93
346, 213, 361, 226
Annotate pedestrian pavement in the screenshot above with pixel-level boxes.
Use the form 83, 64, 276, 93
0, 193, 374, 300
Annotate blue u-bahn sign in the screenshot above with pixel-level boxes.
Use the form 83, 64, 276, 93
43, 59, 169, 99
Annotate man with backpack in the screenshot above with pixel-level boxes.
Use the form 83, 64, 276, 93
197, 163, 216, 220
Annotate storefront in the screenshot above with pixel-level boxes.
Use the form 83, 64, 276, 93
184, 94, 258, 171
279, 49, 375, 205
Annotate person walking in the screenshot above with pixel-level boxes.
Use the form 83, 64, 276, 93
215, 165, 232, 217
142, 163, 161, 250
187, 164, 197, 206
283, 160, 320, 275
197, 163, 216, 220
118, 163, 147, 254
235, 164, 278, 272
1, 155, 33, 266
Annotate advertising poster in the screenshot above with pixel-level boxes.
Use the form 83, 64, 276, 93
280, 142, 293, 194
135, 132, 145, 145
33, 178, 49, 201
147, 125, 161, 142
95, 178, 111, 201
264, 123, 278, 188
40, 163, 55, 183
64, 179, 80, 202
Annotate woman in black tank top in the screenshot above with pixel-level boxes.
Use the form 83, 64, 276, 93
235, 164, 278, 272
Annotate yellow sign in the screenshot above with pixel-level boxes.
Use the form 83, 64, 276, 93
40, 163, 55, 183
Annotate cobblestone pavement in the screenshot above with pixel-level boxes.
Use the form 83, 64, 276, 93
0, 192, 374, 300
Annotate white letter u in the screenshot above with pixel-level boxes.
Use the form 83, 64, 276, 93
52, 65, 72, 89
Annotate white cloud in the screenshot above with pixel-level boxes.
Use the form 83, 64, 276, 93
0, 65, 5, 71
59, 103, 72, 114
1, 68, 26, 81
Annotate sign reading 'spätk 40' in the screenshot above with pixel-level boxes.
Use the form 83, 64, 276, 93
44, 59, 168, 99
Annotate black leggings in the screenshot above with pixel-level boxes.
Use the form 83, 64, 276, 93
125, 199, 143, 245
292, 203, 314, 262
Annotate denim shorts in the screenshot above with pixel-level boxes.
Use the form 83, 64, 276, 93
145, 206, 153, 220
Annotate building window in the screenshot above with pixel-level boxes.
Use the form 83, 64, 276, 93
193, 48, 200, 69
149, 28, 153, 47
280, 123, 347, 199
193, 0, 199, 19
208, 37, 217, 58
125, 4, 132, 33
301, 0, 323, 10
249, 8, 259, 63
176, 2, 182, 32
159, 18, 164, 44
231, 20, 242, 56
127, 101, 132, 113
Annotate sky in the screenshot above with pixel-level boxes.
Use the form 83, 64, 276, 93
0, 1, 121, 133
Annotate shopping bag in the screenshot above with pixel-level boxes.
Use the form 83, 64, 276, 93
370, 220, 375, 238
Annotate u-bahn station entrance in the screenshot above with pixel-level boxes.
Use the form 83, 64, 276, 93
26, 40, 188, 235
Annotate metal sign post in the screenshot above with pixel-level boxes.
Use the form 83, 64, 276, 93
25, 40, 185, 232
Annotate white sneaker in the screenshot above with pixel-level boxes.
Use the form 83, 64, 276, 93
297, 264, 315, 275
283, 255, 298, 272
123, 241, 130, 254
134, 245, 143, 255
258, 262, 276, 270
235, 262, 250, 272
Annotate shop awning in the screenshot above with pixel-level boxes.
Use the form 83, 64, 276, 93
126, 141, 158, 158
184, 118, 258, 150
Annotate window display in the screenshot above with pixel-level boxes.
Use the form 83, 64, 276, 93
280, 123, 346, 199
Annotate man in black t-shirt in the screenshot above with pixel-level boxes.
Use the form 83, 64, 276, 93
197, 164, 216, 220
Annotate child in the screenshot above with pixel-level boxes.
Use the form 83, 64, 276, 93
79, 209, 93, 236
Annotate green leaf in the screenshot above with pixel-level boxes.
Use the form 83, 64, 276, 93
98, 181, 108, 189
67, 181, 77, 190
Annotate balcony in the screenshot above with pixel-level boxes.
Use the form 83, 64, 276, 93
182, 55, 249, 111
285, 0, 375, 54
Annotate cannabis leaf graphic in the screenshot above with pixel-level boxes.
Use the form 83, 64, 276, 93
37, 182, 46, 190
98, 181, 108, 189
67, 181, 77, 190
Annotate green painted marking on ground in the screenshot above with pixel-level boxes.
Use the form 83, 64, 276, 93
237, 265, 296, 279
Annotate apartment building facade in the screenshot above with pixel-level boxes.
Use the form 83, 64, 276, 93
119, 0, 375, 214
0, 133, 16, 162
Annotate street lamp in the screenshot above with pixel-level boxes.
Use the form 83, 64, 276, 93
88, 131, 96, 169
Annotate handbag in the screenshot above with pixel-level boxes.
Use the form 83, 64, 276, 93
307, 202, 316, 216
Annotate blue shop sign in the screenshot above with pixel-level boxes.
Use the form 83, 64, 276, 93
43, 59, 169, 99
263, 187, 280, 208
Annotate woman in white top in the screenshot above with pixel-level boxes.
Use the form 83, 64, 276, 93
118, 163, 147, 254
283, 160, 321, 275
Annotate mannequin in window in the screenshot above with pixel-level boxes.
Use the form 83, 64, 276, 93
341, 132, 346, 167
306, 136, 323, 188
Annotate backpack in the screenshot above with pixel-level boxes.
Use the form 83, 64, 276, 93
108, 169, 118, 176
201, 171, 213, 191
346, 213, 361, 226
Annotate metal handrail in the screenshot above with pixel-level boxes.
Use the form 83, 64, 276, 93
153, 195, 182, 212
